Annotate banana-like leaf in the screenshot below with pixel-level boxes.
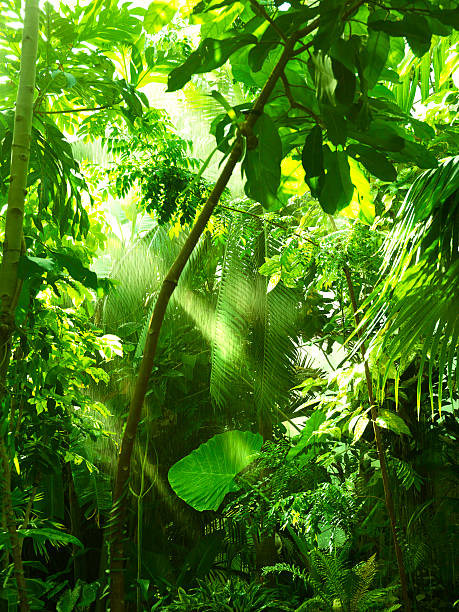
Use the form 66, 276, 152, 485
168, 430, 263, 511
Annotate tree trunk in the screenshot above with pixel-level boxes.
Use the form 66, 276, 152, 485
327, 217, 411, 611
108, 32, 306, 612
0, 2, 40, 610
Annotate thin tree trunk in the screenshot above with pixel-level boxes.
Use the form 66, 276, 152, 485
0, 2, 40, 610
328, 217, 411, 610
108, 32, 304, 612
0, 440, 30, 612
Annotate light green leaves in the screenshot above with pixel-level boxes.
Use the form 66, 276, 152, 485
376, 409, 411, 436
167, 33, 257, 91
144, 2, 178, 34
168, 430, 263, 511
287, 410, 327, 460
242, 113, 282, 210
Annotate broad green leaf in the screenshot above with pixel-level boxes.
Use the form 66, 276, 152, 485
314, 0, 346, 52
53, 252, 99, 290
242, 112, 282, 210
332, 59, 356, 106
319, 149, 354, 214
347, 144, 397, 181
144, 2, 177, 33
352, 416, 369, 443
167, 34, 257, 91
376, 409, 411, 436
18, 256, 55, 279
364, 29, 390, 89
369, 15, 432, 58
301, 125, 323, 178
432, 9, 459, 29
168, 430, 263, 511
349, 120, 405, 152
398, 141, 438, 169
321, 104, 347, 146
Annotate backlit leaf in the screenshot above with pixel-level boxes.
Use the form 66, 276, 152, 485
168, 430, 263, 511
167, 34, 257, 91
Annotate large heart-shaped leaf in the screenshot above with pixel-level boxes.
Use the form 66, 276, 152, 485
168, 430, 263, 511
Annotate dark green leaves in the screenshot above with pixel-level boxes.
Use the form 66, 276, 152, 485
319, 148, 354, 214
314, 0, 346, 52
332, 59, 356, 107
302, 125, 323, 178
349, 120, 404, 151
18, 256, 55, 279
369, 15, 432, 58
167, 34, 257, 91
321, 105, 347, 146
242, 113, 282, 210
347, 144, 397, 181
364, 29, 390, 88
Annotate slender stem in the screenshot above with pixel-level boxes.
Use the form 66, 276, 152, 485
0, 439, 29, 612
36, 103, 118, 115
328, 216, 411, 611
0, 2, 40, 609
249, 0, 286, 41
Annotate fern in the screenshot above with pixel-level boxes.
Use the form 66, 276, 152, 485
388, 457, 424, 492
17, 527, 83, 560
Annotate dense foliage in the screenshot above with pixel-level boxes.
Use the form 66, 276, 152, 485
0, 0, 458, 611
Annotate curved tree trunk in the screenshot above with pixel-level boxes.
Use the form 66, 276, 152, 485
108, 31, 307, 612
0, 1, 40, 611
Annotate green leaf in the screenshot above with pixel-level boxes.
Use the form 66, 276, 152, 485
18, 256, 55, 279
314, 0, 346, 52
144, 2, 177, 33
301, 125, 323, 178
52, 252, 99, 290
364, 29, 390, 89
319, 149, 354, 214
376, 409, 411, 436
57, 583, 82, 612
369, 15, 432, 58
332, 59, 356, 107
347, 144, 397, 181
352, 416, 369, 444
399, 141, 438, 169
349, 120, 405, 152
242, 113, 282, 210
432, 9, 459, 29
167, 33, 257, 91
168, 430, 263, 511
321, 104, 347, 146
287, 410, 327, 460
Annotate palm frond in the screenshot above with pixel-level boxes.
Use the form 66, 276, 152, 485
363, 156, 459, 412
210, 205, 301, 430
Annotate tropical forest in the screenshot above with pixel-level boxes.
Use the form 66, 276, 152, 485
0, 0, 458, 610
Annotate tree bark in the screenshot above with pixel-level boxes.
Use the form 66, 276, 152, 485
0, 2, 40, 610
